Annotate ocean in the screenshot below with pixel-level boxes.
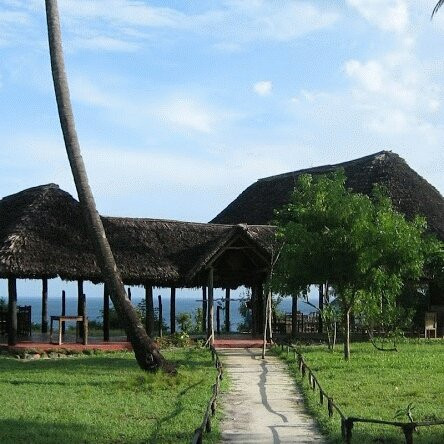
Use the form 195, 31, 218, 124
1, 279, 319, 332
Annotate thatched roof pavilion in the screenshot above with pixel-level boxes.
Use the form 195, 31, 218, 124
211, 151, 444, 336
0, 183, 275, 345
211, 151, 444, 241
0, 183, 275, 288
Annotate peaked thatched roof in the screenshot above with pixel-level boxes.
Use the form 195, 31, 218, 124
211, 151, 444, 240
0, 184, 275, 287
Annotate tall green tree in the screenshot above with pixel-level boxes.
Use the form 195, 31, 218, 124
273, 171, 437, 360
45, 0, 170, 372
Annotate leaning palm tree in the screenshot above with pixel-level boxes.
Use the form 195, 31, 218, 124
45, 0, 171, 372
432, 1, 444, 17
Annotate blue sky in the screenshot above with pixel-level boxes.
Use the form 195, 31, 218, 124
1, 0, 443, 224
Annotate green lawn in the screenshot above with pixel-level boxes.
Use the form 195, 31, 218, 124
274, 340, 444, 443
0, 347, 225, 444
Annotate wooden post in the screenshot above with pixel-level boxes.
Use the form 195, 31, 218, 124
292, 294, 298, 337
8, 278, 17, 346
318, 284, 324, 333
251, 286, 257, 336
225, 288, 230, 333
216, 305, 221, 335
61, 290, 66, 336
158, 295, 163, 337
103, 284, 110, 341
257, 283, 265, 336
41, 278, 48, 333
81, 293, 87, 345
202, 286, 207, 334
170, 287, 176, 334
207, 268, 214, 344
77, 280, 84, 339
145, 284, 154, 337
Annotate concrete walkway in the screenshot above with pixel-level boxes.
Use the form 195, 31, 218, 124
219, 348, 325, 444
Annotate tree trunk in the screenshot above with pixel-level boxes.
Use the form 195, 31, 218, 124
45, 0, 169, 372
291, 294, 298, 337
344, 307, 351, 361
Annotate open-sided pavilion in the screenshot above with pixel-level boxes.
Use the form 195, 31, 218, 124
0, 183, 275, 346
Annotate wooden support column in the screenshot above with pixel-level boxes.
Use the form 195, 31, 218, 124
103, 284, 110, 341
251, 286, 257, 336
80, 293, 87, 345
61, 290, 66, 336
216, 306, 221, 335
8, 278, 17, 346
202, 286, 207, 334
170, 287, 176, 334
225, 288, 230, 333
77, 280, 84, 340
145, 284, 154, 337
257, 283, 265, 335
207, 268, 214, 343
292, 294, 298, 337
158, 295, 163, 337
318, 284, 324, 334
41, 278, 48, 333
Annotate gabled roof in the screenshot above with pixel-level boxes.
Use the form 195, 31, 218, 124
0, 184, 274, 287
210, 151, 444, 240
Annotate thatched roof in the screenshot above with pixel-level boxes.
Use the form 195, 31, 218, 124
0, 184, 275, 287
211, 151, 444, 240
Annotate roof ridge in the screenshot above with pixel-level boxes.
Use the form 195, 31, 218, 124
257, 150, 396, 183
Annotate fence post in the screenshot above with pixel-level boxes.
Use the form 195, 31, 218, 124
328, 397, 334, 417
205, 416, 212, 433
402, 424, 415, 444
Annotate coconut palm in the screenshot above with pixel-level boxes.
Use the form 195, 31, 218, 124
45, 0, 170, 372
432, 1, 444, 17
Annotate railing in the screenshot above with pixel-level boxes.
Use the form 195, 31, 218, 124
191, 344, 223, 444
274, 340, 444, 444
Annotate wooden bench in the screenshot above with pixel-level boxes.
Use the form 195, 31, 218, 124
50, 315, 88, 345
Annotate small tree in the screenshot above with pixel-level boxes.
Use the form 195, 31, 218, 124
273, 171, 438, 360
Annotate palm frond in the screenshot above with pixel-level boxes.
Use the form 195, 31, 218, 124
432, 0, 444, 19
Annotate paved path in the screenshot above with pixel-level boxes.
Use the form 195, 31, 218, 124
219, 348, 325, 444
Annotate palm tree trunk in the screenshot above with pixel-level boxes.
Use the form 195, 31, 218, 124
45, 0, 170, 372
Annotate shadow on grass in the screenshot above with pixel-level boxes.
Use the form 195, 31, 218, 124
0, 419, 99, 444
148, 379, 204, 444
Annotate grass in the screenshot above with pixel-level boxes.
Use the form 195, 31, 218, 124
274, 340, 444, 443
0, 347, 226, 443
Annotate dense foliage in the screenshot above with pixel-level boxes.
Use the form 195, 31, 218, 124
273, 171, 442, 359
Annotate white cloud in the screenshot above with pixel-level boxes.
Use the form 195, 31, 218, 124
253, 80, 272, 96
3, 0, 340, 52
71, 36, 138, 52
69, 75, 229, 134
347, 0, 409, 33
